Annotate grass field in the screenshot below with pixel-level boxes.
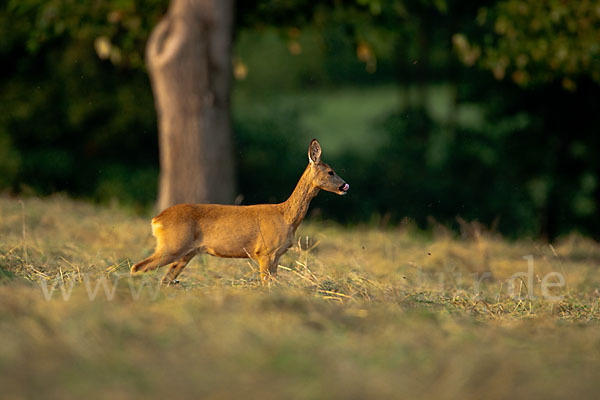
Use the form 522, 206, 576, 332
1, 195, 600, 399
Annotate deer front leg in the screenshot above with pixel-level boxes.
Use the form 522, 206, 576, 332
269, 255, 281, 277
257, 254, 278, 284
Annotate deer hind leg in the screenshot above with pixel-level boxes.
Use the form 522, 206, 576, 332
131, 225, 196, 275
130, 251, 181, 274
161, 250, 197, 285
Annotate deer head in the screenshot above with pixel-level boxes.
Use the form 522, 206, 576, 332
307, 139, 349, 195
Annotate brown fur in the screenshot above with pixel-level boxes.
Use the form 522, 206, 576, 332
130, 139, 348, 284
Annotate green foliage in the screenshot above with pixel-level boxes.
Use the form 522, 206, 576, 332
2, 0, 162, 208
0, 133, 20, 187
454, 0, 600, 88
7, 0, 167, 68
2, 0, 600, 239
233, 96, 307, 204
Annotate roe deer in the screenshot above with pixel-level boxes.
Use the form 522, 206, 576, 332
131, 139, 349, 284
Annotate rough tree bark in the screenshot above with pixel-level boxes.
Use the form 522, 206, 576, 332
146, 0, 235, 211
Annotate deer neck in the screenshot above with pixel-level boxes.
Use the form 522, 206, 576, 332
282, 165, 320, 229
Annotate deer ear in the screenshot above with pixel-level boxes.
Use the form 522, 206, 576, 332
308, 139, 322, 164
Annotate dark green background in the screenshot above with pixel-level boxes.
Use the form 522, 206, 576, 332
2, 0, 600, 239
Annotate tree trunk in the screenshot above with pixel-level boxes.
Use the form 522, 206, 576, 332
147, 0, 235, 211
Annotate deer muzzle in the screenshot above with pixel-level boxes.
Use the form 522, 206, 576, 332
338, 183, 350, 194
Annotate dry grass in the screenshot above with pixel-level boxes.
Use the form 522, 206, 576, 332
1, 195, 600, 399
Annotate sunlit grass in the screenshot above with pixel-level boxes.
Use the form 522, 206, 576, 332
1, 195, 599, 399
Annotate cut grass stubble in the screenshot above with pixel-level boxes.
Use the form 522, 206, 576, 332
1, 196, 600, 399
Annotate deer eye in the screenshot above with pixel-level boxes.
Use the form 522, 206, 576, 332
328, 171, 334, 176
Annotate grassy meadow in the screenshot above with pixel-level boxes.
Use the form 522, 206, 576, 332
1, 195, 600, 399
